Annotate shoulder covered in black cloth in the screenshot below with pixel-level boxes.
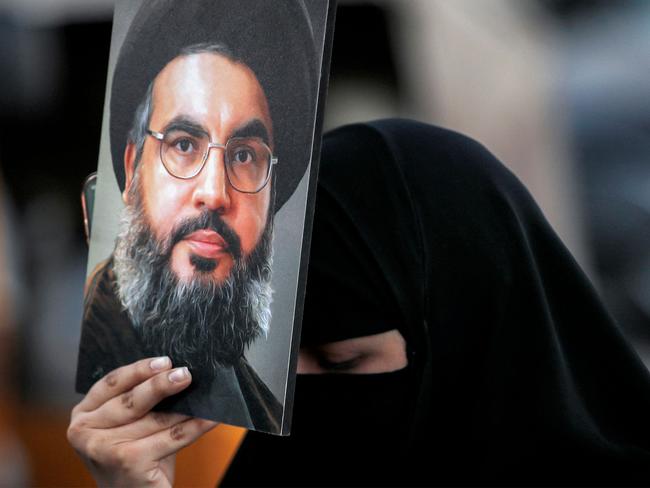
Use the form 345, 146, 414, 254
223, 119, 650, 486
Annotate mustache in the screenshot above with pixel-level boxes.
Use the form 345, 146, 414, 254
168, 210, 242, 261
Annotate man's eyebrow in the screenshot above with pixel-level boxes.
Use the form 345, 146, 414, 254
162, 116, 208, 137
231, 119, 271, 146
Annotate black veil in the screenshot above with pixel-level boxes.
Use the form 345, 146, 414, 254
224, 119, 650, 486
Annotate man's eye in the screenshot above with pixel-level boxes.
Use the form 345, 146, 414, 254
232, 148, 255, 164
171, 138, 196, 153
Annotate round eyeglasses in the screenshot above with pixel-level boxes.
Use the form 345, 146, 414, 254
147, 128, 277, 193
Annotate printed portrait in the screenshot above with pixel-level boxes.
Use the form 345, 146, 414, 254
76, 0, 332, 434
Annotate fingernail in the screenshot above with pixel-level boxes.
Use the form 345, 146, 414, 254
168, 367, 190, 383
150, 356, 170, 371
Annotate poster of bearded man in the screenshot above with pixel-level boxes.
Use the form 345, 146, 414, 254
76, 0, 335, 435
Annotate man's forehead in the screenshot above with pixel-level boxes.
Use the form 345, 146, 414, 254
149, 51, 273, 141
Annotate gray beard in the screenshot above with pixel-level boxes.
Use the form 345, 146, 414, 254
112, 180, 273, 374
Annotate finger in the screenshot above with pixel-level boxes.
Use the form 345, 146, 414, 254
66, 410, 191, 474
135, 417, 219, 462
76, 356, 172, 413
89, 367, 192, 428
111, 411, 191, 440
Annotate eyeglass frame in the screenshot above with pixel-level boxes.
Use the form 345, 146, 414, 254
146, 128, 278, 194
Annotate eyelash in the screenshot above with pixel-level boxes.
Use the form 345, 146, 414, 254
317, 356, 361, 372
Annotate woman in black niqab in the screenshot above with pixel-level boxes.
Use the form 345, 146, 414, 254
223, 119, 650, 486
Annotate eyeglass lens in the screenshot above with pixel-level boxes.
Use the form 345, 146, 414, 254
161, 129, 271, 192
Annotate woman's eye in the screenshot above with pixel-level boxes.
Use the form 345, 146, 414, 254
317, 356, 360, 372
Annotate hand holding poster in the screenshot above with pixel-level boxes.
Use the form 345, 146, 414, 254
76, 0, 334, 435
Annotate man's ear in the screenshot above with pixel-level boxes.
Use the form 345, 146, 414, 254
122, 142, 137, 204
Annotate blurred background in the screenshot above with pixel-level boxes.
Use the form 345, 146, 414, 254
1, 0, 649, 485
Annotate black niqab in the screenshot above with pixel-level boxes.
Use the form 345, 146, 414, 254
224, 119, 650, 486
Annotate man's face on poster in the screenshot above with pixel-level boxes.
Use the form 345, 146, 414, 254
113, 51, 276, 370
123, 52, 273, 283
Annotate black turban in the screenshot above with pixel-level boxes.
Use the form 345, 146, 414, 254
225, 119, 650, 486
110, 0, 317, 211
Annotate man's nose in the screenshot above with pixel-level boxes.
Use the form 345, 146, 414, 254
191, 146, 231, 213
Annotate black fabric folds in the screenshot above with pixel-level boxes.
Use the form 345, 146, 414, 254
223, 119, 650, 486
